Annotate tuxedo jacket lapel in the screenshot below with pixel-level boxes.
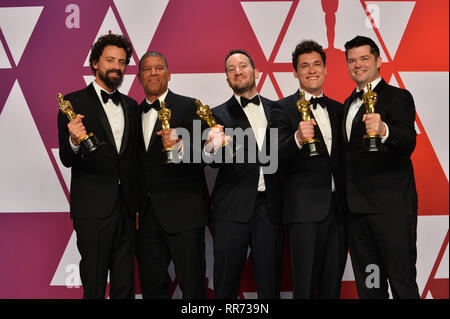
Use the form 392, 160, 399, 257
325, 97, 339, 157
87, 84, 118, 153
118, 94, 131, 157
146, 90, 177, 154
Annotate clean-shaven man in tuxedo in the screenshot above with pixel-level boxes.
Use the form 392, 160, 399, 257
135, 51, 210, 299
343, 36, 420, 298
57, 34, 139, 299
206, 49, 284, 299
270, 40, 347, 298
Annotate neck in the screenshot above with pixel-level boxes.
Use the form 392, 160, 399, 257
236, 87, 258, 99
146, 91, 166, 104
301, 87, 322, 97
94, 78, 114, 93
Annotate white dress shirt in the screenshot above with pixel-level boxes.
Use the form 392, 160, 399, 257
235, 94, 267, 192
294, 90, 335, 191
92, 80, 125, 152
142, 90, 168, 151
345, 76, 389, 142
70, 81, 125, 152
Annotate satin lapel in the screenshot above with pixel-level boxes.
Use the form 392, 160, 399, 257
146, 91, 176, 153
325, 97, 339, 156
259, 96, 271, 157
342, 92, 353, 143
349, 78, 387, 143
228, 96, 257, 151
229, 96, 251, 130
87, 84, 118, 153
118, 94, 130, 157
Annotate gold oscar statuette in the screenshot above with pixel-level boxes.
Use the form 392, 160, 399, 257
296, 91, 324, 157
195, 99, 229, 147
361, 83, 381, 152
57, 93, 104, 157
157, 100, 175, 163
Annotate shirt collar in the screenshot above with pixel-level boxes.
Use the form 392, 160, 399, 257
356, 76, 382, 93
234, 93, 259, 107
92, 80, 117, 104
300, 89, 324, 101
146, 89, 169, 106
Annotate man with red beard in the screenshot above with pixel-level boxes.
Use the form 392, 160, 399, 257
57, 34, 140, 299
205, 50, 283, 298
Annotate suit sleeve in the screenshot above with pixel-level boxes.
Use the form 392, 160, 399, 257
269, 100, 302, 167
57, 95, 81, 168
383, 89, 417, 155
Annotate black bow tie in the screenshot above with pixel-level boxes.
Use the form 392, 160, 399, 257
142, 99, 161, 113
349, 90, 365, 105
309, 96, 326, 110
101, 90, 121, 105
240, 95, 260, 107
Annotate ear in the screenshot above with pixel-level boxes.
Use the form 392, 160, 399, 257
324, 65, 327, 76
293, 69, 299, 79
376, 56, 382, 69
92, 60, 99, 72
167, 69, 171, 81
254, 68, 260, 79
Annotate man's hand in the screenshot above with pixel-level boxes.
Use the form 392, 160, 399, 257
157, 128, 180, 149
295, 119, 317, 145
67, 114, 86, 146
362, 113, 386, 136
205, 125, 229, 154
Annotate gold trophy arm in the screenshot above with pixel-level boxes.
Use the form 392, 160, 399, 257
195, 99, 217, 128
57, 93, 77, 121
296, 91, 312, 122
158, 100, 171, 131
363, 83, 377, 114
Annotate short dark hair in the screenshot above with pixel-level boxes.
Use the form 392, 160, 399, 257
89, 34, 133, 74
224, 49, 255, 73
292, 40, 326, 70
344, 36, 380, 59
139, 51, 169, 72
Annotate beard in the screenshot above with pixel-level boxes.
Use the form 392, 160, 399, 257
229, 78, 256, 95
99, 68, 124, 90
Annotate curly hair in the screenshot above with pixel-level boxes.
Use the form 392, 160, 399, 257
89, 33, 133, 74
292, 40, 326, 70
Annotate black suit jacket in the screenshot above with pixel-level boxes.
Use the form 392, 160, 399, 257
57, 83, 140, 219
343, 78, 418, 214
210, 95, 281, 224
139, 90, 210, 234
271, 90, 346, 223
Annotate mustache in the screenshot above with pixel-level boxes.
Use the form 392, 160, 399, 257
107, 69, 123, 76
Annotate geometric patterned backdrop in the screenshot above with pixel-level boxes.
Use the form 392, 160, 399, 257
0, 0, 448, 298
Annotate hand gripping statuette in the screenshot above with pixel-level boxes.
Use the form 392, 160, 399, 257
296, 91, 325, 157
57, 93, 104, 157
158, 100, 175, 163
361, 83, 381, 152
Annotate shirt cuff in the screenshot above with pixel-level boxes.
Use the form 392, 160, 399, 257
69, 136, 80, 153
381, 122, 389, 144
294, 131, 303, 150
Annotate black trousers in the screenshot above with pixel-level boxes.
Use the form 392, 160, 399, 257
135, 198, 206, 299
213, 192, 284, 299
73, 191, 135, 299
348, 209, 420, 299
288, 193, 347, 299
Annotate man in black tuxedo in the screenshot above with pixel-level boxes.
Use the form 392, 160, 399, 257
205, 50, 284, 299
343, 36, 420, 298
57, 34, 139, 299
135, 51, 210, 298
270, 40, 347, 298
